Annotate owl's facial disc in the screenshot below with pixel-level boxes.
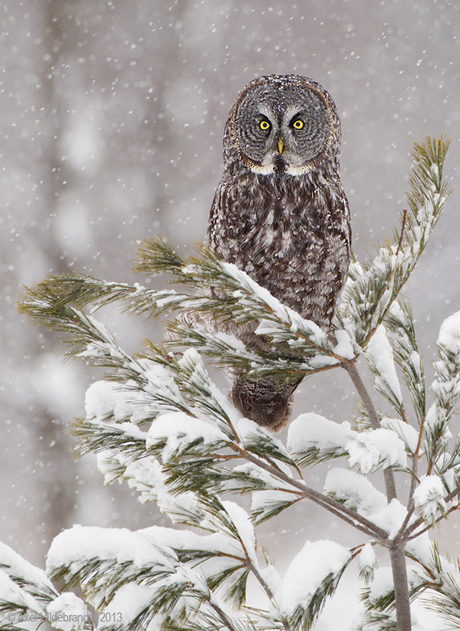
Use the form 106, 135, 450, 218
234, 81, 333, 176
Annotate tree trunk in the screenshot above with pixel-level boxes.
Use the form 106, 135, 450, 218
389, 544, 411, 631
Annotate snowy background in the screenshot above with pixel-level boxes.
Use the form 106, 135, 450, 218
0, 1, 459, 626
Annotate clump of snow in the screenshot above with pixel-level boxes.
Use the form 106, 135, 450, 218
369, 498, 408, 539
381, 418, 420, 454
333, 328, 355, 360
369, 565, 423, 604
0, 540, 54, 592
47, 593, 90, 631
260, 564, 282, 597
135, 521, 253, 587
97, 450, 126, 486
429, 311, 460, 435
287, 413, 351, 455
0, 571, 42, 618
46, 525, 175, 576
91, 420, 147, 486
85, 380, 121, 419
85, 380, 148, 425
406, 531, 434, 568
277, 540, 350, 614
411, 600, 447, 631
146, 411, 228, 460
0, 543, 57, 627
358, 543, 377, 583
437, 311, 460, 355
365, 325, 403, 404
368, 566, 393, 602
324, 469, 387, 516
140, 523, 241, 561
125, 457, 203, 524
221, 501, 256, 560
142, 362, 184, 404
124, 457, 165, 502
98, 583, 154, 630
346, 428, 407, 474
424, 403, 452, 440
413, 475, 447, 525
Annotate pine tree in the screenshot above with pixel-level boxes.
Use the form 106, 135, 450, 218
3, 136, 459, 631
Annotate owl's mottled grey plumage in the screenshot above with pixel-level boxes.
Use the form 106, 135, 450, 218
208, 75, 351, 431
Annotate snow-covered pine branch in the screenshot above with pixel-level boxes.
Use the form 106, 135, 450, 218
412, 543, 460, 629
135, 237, 346, 375
45, 505, 269, 631
384, 300, 426, 426
424, 311, 460, 481
0, 540, 91, 631
364, 323, 406, 420
336, 135, 451, 354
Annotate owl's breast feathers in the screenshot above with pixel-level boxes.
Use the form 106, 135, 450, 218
208, 168, 351, 330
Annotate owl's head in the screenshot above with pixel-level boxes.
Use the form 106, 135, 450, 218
225, 74, 341, 177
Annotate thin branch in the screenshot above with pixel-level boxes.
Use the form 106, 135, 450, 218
245, 558, 291, 631
217, 539, 292, 631
396, 419, 425, 542
443, 484, 460, 505
207, 600, 240, 631
396, 209, 408, 256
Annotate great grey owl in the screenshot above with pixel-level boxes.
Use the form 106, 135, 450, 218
208, 74, 351, 431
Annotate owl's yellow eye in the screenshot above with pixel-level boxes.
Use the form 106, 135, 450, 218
292, 119, 304, 130
259, 120, 271, 131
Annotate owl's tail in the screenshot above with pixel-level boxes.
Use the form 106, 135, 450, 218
230, 377, 303, 433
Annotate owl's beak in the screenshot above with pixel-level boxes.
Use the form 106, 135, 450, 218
278, 138, 284, 154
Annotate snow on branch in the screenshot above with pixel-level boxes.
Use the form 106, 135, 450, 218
423, 312, 460, 482
385, 300, 426, 426
412, 543, 460, 629
135, 237, 346, 373
364, 324, 405, 418
0, 542, 59, 630
44, 504, 274, 631
278, 540, 352, 631
0, 540, 95, 630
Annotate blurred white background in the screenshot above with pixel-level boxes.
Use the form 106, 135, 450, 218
0, 3, 459, 614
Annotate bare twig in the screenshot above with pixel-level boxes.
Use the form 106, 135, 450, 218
396, 209, 408, 256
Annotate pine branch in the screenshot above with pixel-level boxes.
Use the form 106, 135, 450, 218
336, 134, 451, 353
282, 542, 353, 631
409, 543, 460, 629
364, 323, 406, 420
385, 301, 425, 426
135, 237, 347, 370
423, 312, 460, 478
